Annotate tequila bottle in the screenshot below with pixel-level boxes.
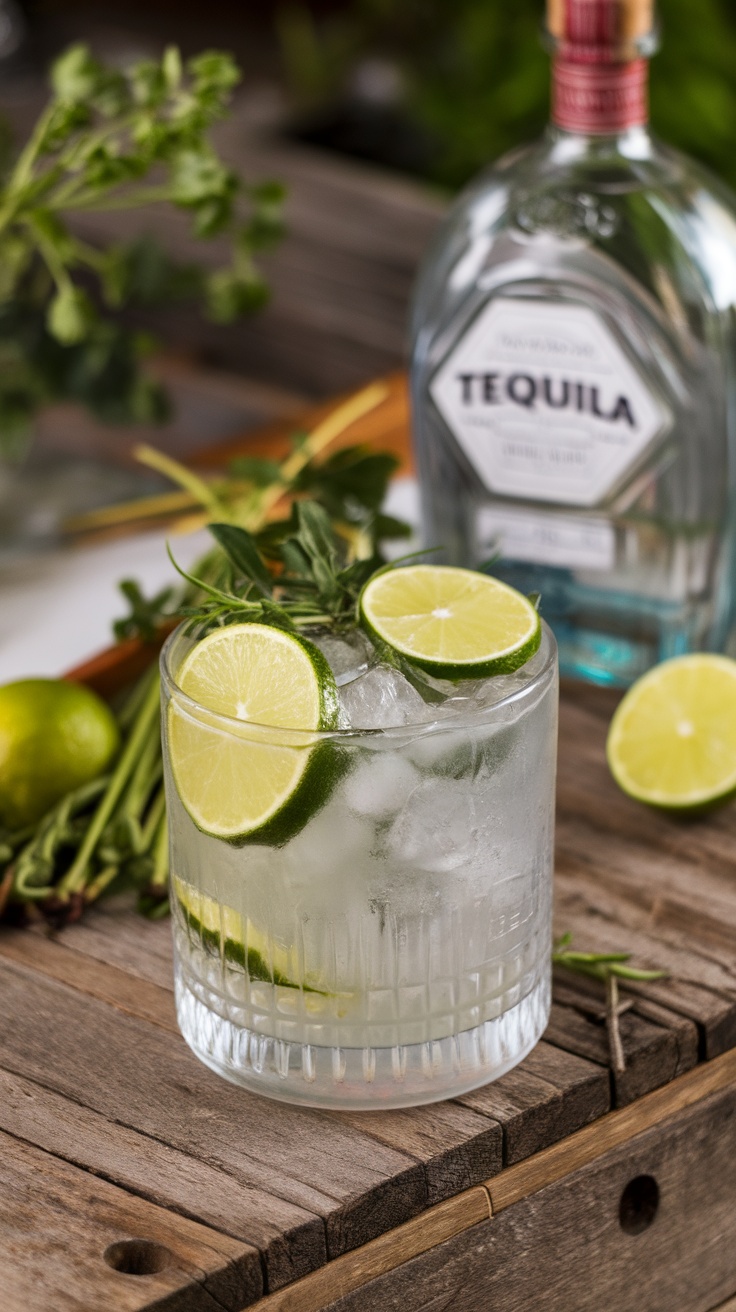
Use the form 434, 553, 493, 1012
410, 0, 736, 685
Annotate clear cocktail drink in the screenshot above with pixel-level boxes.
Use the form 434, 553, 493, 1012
161, 620, 557, 1108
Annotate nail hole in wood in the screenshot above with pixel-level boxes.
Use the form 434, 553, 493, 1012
104, 1240, 173, 1275
619, 1174, 660, 1235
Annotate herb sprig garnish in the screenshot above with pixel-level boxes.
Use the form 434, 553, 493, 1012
168, 501, 388, 637
0, 383, 407, 925
553, 934, 668, 1074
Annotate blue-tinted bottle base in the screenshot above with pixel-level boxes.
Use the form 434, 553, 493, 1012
490, 561, 714, 688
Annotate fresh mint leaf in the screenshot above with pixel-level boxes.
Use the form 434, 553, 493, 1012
208, 523, 273, 596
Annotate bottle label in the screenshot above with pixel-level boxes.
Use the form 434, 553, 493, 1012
429, 298, 669, 508
552, 57, 648, 132
477, 505, 615, 571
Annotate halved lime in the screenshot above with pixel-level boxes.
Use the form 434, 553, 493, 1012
606, 653, 736, 810
359, 564, 541, 679
168, 623, 339, 844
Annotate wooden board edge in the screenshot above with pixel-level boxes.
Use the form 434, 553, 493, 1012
488, 1044, 736, 1212
248, 1187, 491, 1312
244, 1047, 736, 1312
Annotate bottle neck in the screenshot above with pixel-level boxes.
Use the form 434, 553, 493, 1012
551, 53, 649, 135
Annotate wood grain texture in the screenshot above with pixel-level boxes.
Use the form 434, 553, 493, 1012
0, 1066, 316, 1296
312, 1081, 736, 1312
457, 1039, 610, 1163
0, 927, 177, 1031
488, 1045, 736, 1213
0, 1129, 261, 1312
334, 1101, 503, 1205
0, 956, 426, 1276
241, 1050, 736, 1312
236, 1189, 492, 1312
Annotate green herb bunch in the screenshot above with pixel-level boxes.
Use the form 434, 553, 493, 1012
0, 384, 408, 925
0, 43, 284, 455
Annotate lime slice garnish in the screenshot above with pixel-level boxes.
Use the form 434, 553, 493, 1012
174, 878, 350, 1009
174, 876, 305, 986
607, 653, 736, 810
359, 564, 541, 679
168, 623, 339, 843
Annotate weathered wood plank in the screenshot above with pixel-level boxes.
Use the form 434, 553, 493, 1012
314, 1080, 736, 1312
0, 1066, 319, 1298
0, 926, 177, 1031
0, 1128, 261, 1312
0, 956, 426, 1272
488, 1044, 736, 1213
552, 972, 699, 1079
457, 1039, 611, 1163
553, 884, 736, 1059
232, 1189, 491, 1312
555, 813, 736, 957
543, 997, 682, 1106
243, 1049, 736, 1312
333, 1101, 503, 1205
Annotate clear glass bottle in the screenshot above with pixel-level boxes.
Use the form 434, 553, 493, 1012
410, 0, 736, 686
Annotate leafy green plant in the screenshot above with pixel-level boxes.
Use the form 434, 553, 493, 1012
0, 43, 284, 455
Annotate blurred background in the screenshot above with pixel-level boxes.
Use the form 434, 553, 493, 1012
1, 0, 735, 486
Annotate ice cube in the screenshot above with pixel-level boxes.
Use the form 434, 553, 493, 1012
338, 664, 430, 729
310, 628, 375, 686
386, 777, 485, 873
341, 753, 420, 820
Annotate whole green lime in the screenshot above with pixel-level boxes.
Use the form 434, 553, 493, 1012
0, 678, 120, 829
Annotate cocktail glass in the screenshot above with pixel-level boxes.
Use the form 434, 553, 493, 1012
161, 621, 558, 1109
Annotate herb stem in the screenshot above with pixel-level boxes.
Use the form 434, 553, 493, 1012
140, 784, 166, 852
57, 185, 178, 213
57, 665, 161, 897
150, 808, 169, 889
2, 101, 58, 200
85, 864, 120, 905
606, 973, 626, 1074
134, 444, 229, 520
249, 382, 388, 529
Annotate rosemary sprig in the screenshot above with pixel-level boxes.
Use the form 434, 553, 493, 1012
553, 933, 668, 1074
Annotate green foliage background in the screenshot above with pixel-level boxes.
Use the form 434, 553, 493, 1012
282, 0, 736, 192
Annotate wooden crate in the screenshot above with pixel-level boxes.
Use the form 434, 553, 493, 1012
1, 384, 735, 1310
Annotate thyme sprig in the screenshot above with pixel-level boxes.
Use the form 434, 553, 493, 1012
553, 933, 668, 1074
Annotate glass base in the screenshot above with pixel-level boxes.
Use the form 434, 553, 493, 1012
174, 965, 551, 1109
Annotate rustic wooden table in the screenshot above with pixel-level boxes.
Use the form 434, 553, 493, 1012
1, 383, 735, 1312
